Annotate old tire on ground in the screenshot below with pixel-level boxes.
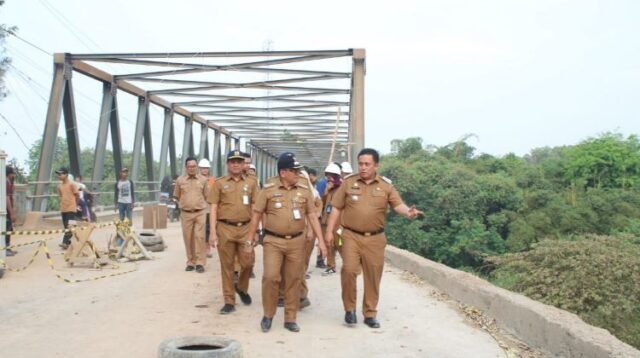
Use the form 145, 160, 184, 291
158, 336, 242, 358
138, 232, 163, 246
145, 243, 166, 252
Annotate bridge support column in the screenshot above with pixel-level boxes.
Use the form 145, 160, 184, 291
158, 109, 174, 185
131, 96, 148, 184
34, 55, 81, 211
213, 130, 222, 177
181, 117, 193, 174
92, 82, 121, 192
349, 48, 366, 166
198, 124, 208, 161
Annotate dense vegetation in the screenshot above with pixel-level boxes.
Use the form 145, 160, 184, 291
381, 133, 640, 349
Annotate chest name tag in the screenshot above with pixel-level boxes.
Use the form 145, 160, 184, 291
274, 202, 283, 209
293, 208, 302, 220
242, 195, 249, 205
352, 195, 359, 201
326, 204, 332, 213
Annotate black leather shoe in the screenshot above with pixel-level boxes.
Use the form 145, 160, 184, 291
219, 304, 236, 315
277, 297, 284, 307
344, 311, 357, 325
260, 316, 272, 332
284, 322, 300, 332
299, 297, 311, 310
364, 317, 381, 328
185, 265, 195, 272
235, 285, 252, 305
195, 265, 205, 273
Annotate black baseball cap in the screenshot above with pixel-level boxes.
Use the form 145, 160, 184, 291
227, 150, 245, 160
277, 152, 302, 171
55, 167, 69, 175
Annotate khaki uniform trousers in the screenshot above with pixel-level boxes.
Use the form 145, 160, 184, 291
262, 234, 305, 322
341, 229, 386, 318
278, 232, 315, 300
216, 222, 254, 305
180, 211, 207, 266
324, 224, 342, 269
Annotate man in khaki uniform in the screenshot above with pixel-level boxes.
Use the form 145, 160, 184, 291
326, 148, 423, 328
209, 150, 259, 314
245, 152, 327, 333
173, 156, 210, 273
320, 162, 344, 275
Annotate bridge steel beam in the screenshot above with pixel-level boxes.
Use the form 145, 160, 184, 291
143, 108, 155, 200
181, 117, 193, 174
158, 108, 174, 184
131, 96, 149, 184
34, 55, 75, 211
213, 130, 222, 177
199, 124, 209, 161
349, 48, 366, 165
92, 82, 116, 191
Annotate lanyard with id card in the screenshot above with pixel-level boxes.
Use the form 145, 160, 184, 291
242, 185, 250, 205
292, 198, 302, 220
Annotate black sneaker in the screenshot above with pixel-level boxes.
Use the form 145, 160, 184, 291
316, 259, 326, 269
219, 304, 236, 315
185, 265, 195, 272
277, 297, 284, 307
6, 249, 17, 256
235, 285, 252, 305
322, 268, 336, 276
195, 265, 205, 273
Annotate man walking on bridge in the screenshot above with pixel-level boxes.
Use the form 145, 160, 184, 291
245, 152, 327, 333
208, 150, 258, 314
325, 148, 423, 328
173, 157, 210, 273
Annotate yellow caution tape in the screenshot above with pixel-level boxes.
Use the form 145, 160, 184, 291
0, 220, 118, 236
0, 240, 138, 283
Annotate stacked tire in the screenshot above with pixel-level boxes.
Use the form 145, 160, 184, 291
138, 232, 166, 252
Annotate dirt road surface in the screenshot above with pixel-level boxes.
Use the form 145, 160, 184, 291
1, 221, 507, 358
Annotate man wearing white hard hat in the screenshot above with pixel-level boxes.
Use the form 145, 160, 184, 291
340, 162, 353, 177
199, 158, 215, 258
321, 163, 344, 275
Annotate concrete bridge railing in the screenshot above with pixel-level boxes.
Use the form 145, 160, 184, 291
385, 246, 640, 358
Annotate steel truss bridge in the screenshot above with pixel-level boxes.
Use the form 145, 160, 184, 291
33, 49, 365, 210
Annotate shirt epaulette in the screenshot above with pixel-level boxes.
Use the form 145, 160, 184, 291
297, 182, 309, 190
381, 176, 393, 184
263, 183, 275, 189
344, 173, 358, 180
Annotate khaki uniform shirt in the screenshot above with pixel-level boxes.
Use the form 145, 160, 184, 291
173, 174, 209, 211
58, 180, 79, 213
321, 186, 339, 225
254, 177, 317, 235
331, 174, 403, 233
208, 175, 258, 222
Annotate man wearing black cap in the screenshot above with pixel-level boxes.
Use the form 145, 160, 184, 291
56, 167, 79, 249
208, 150, 259, 314
244, 152, 327, 333
5, 166, 17, 256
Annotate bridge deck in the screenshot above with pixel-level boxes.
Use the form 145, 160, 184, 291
0, 221, 507, 358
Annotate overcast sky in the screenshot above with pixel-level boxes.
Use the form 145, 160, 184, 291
1, 0, 639, 168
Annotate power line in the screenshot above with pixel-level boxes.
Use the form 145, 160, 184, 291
0, 113, 31, 150
3, 29, 51, 57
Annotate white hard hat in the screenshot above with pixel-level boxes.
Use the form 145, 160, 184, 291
198, 158, 211, 168
324, 163, 341, 175
249, 164, 256, 170
341, 162, 353, 174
